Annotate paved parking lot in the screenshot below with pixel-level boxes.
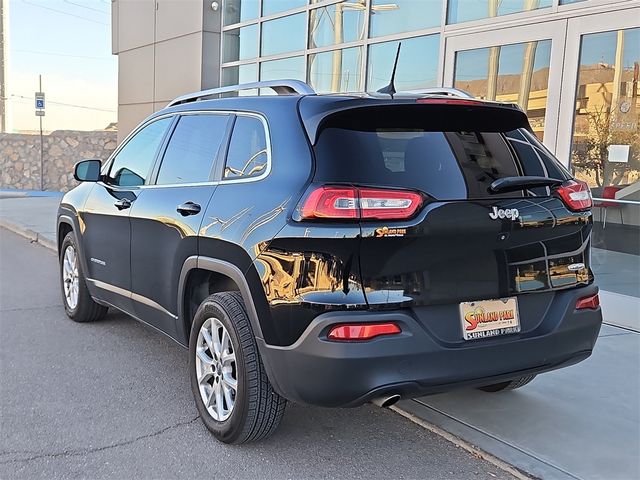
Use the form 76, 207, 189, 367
0, 229, 513, 480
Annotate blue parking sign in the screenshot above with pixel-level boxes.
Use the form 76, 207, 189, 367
36, 99, 45, 109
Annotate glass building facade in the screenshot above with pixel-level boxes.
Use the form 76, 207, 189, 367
220, 0, 639, 301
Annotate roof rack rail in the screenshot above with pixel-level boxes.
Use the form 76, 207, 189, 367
403, 87, 475, 99
167, 80, 316, 107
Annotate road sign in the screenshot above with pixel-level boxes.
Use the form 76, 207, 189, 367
35, 110, 45, 117
35, 92, 45, 110
36, 99, 45, 109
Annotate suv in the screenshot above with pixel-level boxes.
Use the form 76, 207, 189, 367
58, 80, 602, 444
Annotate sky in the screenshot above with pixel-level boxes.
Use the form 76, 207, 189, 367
6, 0, 117, 133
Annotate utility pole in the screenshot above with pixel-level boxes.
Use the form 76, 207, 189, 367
36, 75, 45, 191
0, 0, 9, 133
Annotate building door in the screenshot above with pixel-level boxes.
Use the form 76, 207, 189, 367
556, 7, 640, 307
443, 20, 566, 154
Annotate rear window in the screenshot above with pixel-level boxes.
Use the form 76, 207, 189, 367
313, 109, 570, 200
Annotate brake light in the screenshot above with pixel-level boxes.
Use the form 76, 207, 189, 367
327, 323, 401, 341
299, 186, 423, 220
416, 98, 480, 106
556, 180, 592, 211
576, 294, 599, 310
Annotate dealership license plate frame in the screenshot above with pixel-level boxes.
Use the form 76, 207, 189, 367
459, 297, 521, 340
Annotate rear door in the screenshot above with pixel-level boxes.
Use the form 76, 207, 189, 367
310, 103, 592, 311
129, 113, 231, 338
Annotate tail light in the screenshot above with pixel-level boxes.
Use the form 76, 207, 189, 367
299, 186, 423, 220
556, 180, 592, 211
576, 293, 599, 310
327, 323, 401, 341
416, 98, 479, 106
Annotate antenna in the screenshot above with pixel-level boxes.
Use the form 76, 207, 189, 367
377, 42, 401, 98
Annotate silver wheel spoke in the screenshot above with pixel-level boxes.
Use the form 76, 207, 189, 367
221, 350, 235, 366
215, 383, 224, 419
212, 324, 223, 358
201, 328, 213, 352
221, 329, 230, 355
222, 382, 234, 408
206, 385, 215, 408
196, 347, 214, 366
222, 371, 237, 391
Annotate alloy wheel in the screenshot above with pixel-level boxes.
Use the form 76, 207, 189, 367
62, 245, 79, 310
195, 317, 238, 421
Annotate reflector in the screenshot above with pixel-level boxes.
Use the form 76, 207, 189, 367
327, 323, 401, 341
576, 294, 599, 310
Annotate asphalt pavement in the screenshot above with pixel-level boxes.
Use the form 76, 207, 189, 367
0, 228, 515, 480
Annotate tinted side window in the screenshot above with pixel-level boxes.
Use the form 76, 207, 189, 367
156, 114, 229, 185
224, 116, 268, 180
507, 137, 548, 196
520, 129, 572, 181
107, 118, 172, 187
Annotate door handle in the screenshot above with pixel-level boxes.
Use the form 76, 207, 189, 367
177, 202, 201, 216
114, 198, 131, 210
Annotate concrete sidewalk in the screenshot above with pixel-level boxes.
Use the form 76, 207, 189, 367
0, 192, 61, 250
1, 190, 639, 480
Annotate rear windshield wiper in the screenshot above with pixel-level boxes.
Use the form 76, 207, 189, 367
490, 176, 563, 194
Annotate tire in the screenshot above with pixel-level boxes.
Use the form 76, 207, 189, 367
59, 232, 108, 322
478, 374, 537, 392
189, 291, 286, 444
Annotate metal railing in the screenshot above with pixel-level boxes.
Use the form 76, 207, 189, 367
592, 198, 640, 205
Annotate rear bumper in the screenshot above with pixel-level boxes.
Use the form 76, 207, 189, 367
258, 284, 602, 407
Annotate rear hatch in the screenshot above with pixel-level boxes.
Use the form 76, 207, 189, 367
299, 100, 594, 312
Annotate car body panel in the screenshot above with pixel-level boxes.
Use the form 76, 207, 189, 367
129, 185, 218, 337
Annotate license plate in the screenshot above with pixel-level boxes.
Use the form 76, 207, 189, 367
459, 297, 520, 340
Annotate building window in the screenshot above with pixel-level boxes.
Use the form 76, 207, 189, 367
260, 56, 306, 83
223, 0, 260, 26
570, 27, 639, 189
308, 47, 363, 93
367, 35, 440, 92
454, 39, 552, 140
369, 0, 441, 37
447, 0, 552, 25
261, 13, 306, 56
308, 2, 366, 49
262, 0, 307, 17
223, 24, 259, 62
221, 64, 258, 94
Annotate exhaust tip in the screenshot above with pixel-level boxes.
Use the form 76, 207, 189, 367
371, 394, 401, 408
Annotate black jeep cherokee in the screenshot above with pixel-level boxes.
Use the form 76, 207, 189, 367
57, 80, 602, 444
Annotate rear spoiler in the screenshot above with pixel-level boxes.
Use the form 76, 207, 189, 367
298, 96, 530, 145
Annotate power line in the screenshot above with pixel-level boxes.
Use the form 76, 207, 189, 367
21, 0, 109, 26
63, 0, 110, 16
10, 94, 116, 113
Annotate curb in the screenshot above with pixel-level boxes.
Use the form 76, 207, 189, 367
391, 405, 535, 480
0, 219, 56, 252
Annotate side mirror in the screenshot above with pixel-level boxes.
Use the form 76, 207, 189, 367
74, 159, 102, 182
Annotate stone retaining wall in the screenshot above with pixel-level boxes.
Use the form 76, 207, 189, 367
0, 130, 117, 192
